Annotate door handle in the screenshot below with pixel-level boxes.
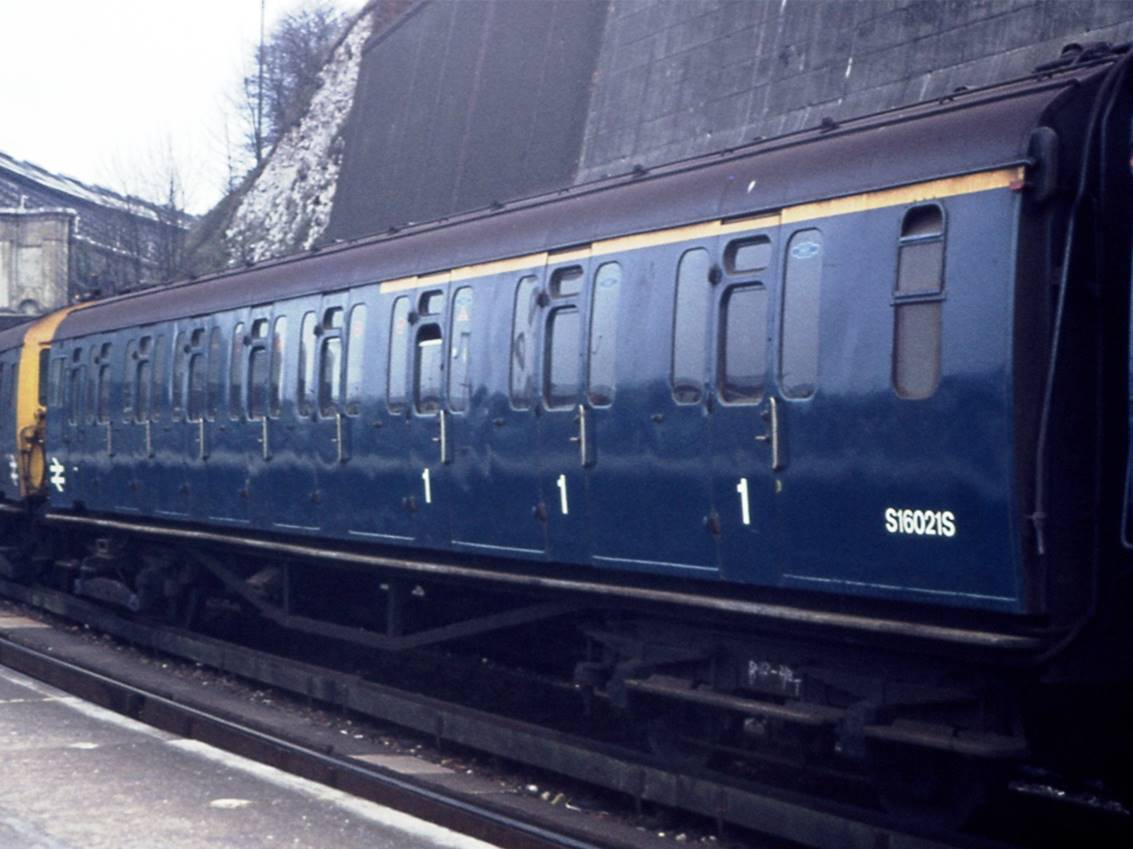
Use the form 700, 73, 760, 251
759, 396, 782, 471
569, 404, 590, 467
260, 416, 271, 461
335, 411, 345, 463
435, 409, 451, 465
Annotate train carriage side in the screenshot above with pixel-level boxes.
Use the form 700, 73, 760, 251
37, 59, 1131, 630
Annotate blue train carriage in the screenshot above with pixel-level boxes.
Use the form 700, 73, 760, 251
42, 63, 1111, 611
29, 53, 1133, 815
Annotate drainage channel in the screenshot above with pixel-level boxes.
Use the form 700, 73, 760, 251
0, 578, 1012, 849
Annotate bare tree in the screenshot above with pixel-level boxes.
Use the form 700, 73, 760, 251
95, 139, 192, 293
242, 1, 347, 163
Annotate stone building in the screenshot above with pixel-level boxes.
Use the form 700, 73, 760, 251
0, 152, 191, 324
0, 207, 71, 321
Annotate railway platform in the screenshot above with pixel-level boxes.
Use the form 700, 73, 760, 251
0, 647, 498, 849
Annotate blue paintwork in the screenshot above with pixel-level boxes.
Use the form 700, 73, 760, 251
0, 344, 23, 503
42, 185, 1026, 613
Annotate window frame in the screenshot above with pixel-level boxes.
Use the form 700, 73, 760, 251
447, 288, 473, 413
671, 246, 712, 404
246, 313, 271, 422
587, 262, 621, 407
387, 297, 411, 413
717, 283, 769, 406
269, 314, 288, 419
509, 275, 540, 410
344, 303, 367, 416
891, 203, 947, 400
779, 229, 824, 400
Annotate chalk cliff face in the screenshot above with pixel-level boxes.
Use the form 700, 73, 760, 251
222, 12, 372, 265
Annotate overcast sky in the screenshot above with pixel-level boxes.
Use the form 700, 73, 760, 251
0, 0, 361, 214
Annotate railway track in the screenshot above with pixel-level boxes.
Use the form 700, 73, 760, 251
0, 578, 1119, 849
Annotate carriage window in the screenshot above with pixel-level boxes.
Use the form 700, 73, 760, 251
252, 317, 270, 338
122, 341, 137, 420
672, 247, 711, 403
388, 297, 410, 412
85, 349, 97, 423
97, 343, 112, 423
40, 349, 52, 406
128, 335, 153, 422
545, 307, 580, 409
269, 315, 287, 418
68, 350, 85, 425
419, 290, 444, 317
249, 345, 269, 420
510, 275, 539, 409
345, 304, 366, 415
229, 322, 245, 419
298, 311, 317, 417
588, 263, 620, 406
172, 331, 188, 419
207, 327, 224, 420
322, 307, 343, 330
150, 335, 166, 420
187, 353, 206, 422
725, 236, 772, 274
319, 336, 342, 416
448, 288, 473, 412
414, 325, 443, 414
135, 359, 152, 422
893, 204, 945, 399
719, 285, 768, 404
780, 230, 823, 399
551, 265, 583, 298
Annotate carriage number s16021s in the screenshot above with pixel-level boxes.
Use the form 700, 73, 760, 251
884, 508, 956, 538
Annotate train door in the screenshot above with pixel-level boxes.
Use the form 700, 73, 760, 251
265, 296, 320, 533
586, 244, 718, 576
160, 324, 208, 518
367, 285, 426, 543
204, 312, 252, 525
137, 330, 172, 516
537, 251, 592, 564
317, 289, 400, 540
404, 277, 454, 547
175, 325, 211, 518
111, 330, 159, 514
187, 325, 227, 521
241, 308, 278, 529
83, 338, 116, 511
448, 269, 547, 558
60, 343, 89, 507
709, 223, 781, 583
62, 337, 112, 510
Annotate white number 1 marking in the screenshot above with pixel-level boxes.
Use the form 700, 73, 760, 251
736, 477, 751, 526
422, 467, 432, 504
557, 473, 569, 515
